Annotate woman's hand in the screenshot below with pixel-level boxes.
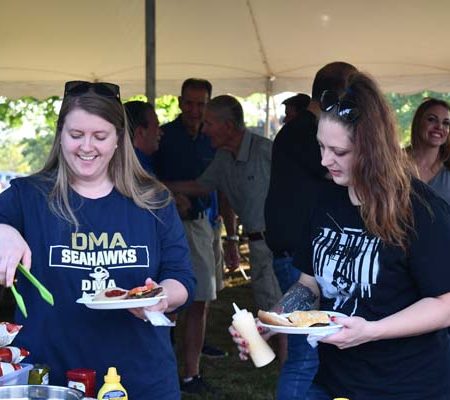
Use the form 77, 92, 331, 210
229, 324, 250, 360
0, 224, 31, 287
128, 278, 168, 322
228, 319, 275, 360
320, 316, 378, 349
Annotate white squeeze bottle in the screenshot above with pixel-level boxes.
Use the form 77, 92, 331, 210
231, 303, 276, 367
97, 367, 128, 400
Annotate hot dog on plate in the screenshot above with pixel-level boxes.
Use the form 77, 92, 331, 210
258, 310, 330, 328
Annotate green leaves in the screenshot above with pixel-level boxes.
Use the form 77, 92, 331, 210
0, 96, 59, 173
155, 95, 179, 124
1, 91, 449, 175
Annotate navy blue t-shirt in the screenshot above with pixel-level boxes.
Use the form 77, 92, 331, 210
0, 176, 195, 400
154, 116, 215, 219
294, 179, 450, 399
134, 147, 154, 175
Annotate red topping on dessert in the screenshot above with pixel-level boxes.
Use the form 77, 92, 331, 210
105, 289, 127, 298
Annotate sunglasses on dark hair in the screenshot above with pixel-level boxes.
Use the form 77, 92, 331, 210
320, 90, 360, 123
64, 81, 121, 101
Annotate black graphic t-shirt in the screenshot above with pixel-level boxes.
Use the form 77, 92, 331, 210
294, 180, 450, 400
0, 176, 195, 400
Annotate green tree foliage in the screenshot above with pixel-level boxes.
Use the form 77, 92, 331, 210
126, 94, 180, 125
2, 91, 450, 174
20, 131, 55, 172
0, 96, 59, 173
155, 95, 179, 124
0, 139, 29, 172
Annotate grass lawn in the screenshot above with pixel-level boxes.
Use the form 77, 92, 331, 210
176, 273, 280, 400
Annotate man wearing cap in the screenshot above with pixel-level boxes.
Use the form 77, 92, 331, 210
281, 93, 311, 124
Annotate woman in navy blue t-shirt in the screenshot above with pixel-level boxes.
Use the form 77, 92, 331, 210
0, 81, 195, 399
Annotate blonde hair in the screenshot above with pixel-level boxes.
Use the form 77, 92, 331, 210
40, 91, 170, 228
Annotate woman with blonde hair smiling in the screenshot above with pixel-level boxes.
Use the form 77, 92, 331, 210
0, 81, 195, 399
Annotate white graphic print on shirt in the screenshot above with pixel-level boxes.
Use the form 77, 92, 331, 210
49, 231, 150, 270
48, 231, 150, 296
312, 225, 381, 315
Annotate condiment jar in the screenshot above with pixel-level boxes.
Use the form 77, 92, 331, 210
66, 368, 96, 398
28, 364, 50, 385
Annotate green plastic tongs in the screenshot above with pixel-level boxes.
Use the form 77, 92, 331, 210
11, 263, 55, 318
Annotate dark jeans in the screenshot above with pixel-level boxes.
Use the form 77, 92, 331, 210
273, 256, 319, 400
304, 383, 332, 400
272, 255, 301, 293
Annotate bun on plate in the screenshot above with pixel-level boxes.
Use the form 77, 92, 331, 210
258, 310, 331, 327
257, 310, 293, 327
126, 283, 163, 299
288, 311, 330, 327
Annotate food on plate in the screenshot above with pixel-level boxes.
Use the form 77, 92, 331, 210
0, 322, 23, 347
126, 283, 163, 299
258, 310, 331, 328
92, 283, 163, 302
0, 346, 30, 363
288, 310, 330, 327
93, 288, 128, 301
257, 310, 293, 327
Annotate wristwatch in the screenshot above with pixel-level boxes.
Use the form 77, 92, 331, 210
224, 235, 239, 242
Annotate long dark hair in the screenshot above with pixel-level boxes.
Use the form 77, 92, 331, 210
321, 72, 415, 250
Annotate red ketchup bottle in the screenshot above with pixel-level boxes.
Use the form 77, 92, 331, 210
66, 368, 96, 398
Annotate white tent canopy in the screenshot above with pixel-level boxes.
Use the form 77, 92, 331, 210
1, 0, 450, 99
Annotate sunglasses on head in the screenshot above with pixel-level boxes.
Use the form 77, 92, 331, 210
320, 90, 360, 123
64, 81, 121, 101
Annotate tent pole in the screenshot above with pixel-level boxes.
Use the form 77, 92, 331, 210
145, 0, 156, 104
264, 76, 274, 138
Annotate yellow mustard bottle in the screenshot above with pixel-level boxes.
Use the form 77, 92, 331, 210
97, 367, 128, 400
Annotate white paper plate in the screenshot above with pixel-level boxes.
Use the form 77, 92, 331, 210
259, 311, 347, 335
76, 295, 166, 310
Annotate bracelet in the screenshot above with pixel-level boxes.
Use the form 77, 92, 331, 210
224, 235, 239, 242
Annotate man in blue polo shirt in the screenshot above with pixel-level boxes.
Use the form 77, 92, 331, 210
153, 78, 217, 394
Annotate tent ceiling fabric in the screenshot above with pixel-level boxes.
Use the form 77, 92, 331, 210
1, 0, 450, 99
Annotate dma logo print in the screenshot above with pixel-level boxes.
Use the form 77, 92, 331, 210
312, 225, 381, 314
49, 231, 150, 270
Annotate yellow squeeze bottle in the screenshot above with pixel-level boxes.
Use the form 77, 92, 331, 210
97, 367, 128, 400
